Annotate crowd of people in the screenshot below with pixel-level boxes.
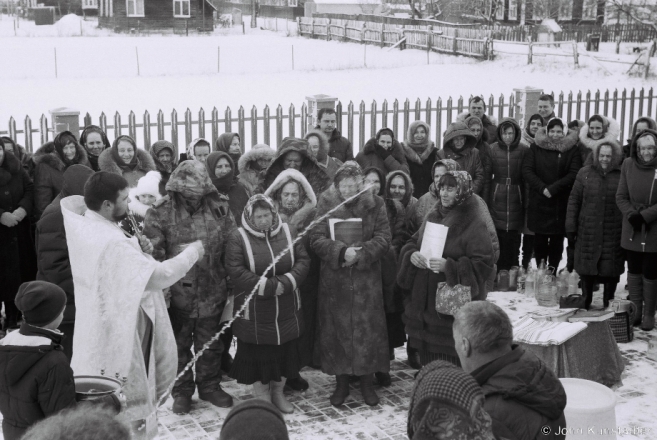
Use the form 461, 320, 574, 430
0, 95, 656, 439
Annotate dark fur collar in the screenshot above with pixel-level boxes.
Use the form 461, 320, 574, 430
98, 148, 156, 176
362, 138, 406, 164
0, 151, 22, 186
426, 195, 479, 237
33, 142, 90, 171
534, 126, 579, 153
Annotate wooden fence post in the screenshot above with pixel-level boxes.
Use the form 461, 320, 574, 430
327, 18, 331, 41
39, 115, 48, 146
453, 28, 458, 54
198, 108, 205, 141
23, 116, 32, 154
263, 105, 270, 146
212, 107, 219, 144
381, 25, 385, 48
296, 17, 301, 36
143, 111, 151, 150
427, 25, 433, 53
573, 42, 579, 68
528, 42, 533, 64
171, 109, 178, 149
184, 108, 192, 147
128, 111, 137, 141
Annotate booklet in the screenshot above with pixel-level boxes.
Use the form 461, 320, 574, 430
419, 222, 449, 265
512, 315, 588, 346
329, 218, 363, 246
568, 310, 615, 322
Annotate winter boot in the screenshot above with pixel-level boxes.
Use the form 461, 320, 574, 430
359, 374, 379, 407
199, 387, 234, 408
330, 375, 350, 407
407, 346, 421, 370
603, 283, 617, 309
270, 378, 294, 414
627, 273, 644, 326
375, 372, 391, 387
252, 381, 272, 403
285, 376, 309, 391
640, 277, 657, 331
172, 396, 192, 415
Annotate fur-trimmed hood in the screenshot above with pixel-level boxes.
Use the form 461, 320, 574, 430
629, 129, 657, 168
304, 129, 330, 163
456, 111, 497, 127
495, 118, 522, 150
238, 144, 276, 175
588, 139, 623, 173
264, 138, 331, 194
442, 122, 477, 154
579, 117, 620, 152
533, 125, 580, 153
33, 139, 91, 172
385, 170, 414, 207
264, 168, 317, 230
627, 117, 657, 144
98, 144, 156, 177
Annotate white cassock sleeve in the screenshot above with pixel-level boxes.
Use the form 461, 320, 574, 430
145, 245, 200, 291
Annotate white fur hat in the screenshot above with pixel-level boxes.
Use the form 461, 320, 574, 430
134, 171, 163, 198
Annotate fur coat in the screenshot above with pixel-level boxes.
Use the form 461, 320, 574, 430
98, 144, 156, 188
398, 193, 495, 362
310, 187, 391, 376
238, 144, 276, 196
33, 139, 91, 219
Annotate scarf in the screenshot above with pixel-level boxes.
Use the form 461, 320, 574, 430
215, 132, 242, 166
242, 194, 281, 235
206, 151, 235, 194
111, 135, 140, 172
54, 131, 80, 167
406, 121, 433, 155
150, 140, 177, 174
19, 322, 65, 346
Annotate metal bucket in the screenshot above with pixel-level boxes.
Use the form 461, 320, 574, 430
74, 375, 125, 414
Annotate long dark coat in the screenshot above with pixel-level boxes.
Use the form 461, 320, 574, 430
616, 129, 657, 253
488, 118, 528, 232
401, 140, 438, 199
0, 152, 36, 303
310, 187, 391, 376
566, 141, 624, 277
522, 126, 582, 235
398, 195, 495, 362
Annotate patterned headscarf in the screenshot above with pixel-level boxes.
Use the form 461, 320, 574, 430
166, 160, 217, 199
429, 160, 460, 198
333, 160, 363, 188
408, 361, 495, 440
242, 194, 282, 236
438, 171, 473, 206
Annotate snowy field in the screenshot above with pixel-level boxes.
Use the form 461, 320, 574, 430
1, 13, 655, 147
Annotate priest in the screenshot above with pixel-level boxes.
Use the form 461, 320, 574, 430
60, 172, 204, 439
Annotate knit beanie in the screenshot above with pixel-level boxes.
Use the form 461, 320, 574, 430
134, 171, 163, 199
220, 399, 289, 440
15, 281, 67, 327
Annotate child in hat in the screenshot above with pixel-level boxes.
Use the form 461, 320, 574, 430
0, 281, 76, 440
122, 171, 163, 237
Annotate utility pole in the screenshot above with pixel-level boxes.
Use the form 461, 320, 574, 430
251, 0, 257, 28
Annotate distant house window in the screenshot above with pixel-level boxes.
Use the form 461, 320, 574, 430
559, 0, 572, 19
288, 0, 297, 6
582, 0, 597, 19
174, 0, 191, 17
532, 0, 547, 20
508, 0, 518, 20
126, 0, 144, 16
495, 0, 505, 20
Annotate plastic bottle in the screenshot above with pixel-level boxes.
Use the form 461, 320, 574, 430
525, 268, 536, 298
536, 259, 547, 284
509, 266, 519, 291
568, 269, 580, 296
557, 269, 570, 297
498, 270, 510, 292
516, 267, 526, 294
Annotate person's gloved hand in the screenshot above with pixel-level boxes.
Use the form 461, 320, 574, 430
375, 143, 392, 160
566, 232, 577, 244
0, 212, 18, 227
628, 212, 646, 231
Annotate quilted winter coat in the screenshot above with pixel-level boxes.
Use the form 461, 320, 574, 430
0, 150, 36, 304
616, 129, 657, 253
225, 204, 310, 346
143, 161, 236, 318
522, 125, 582, 235
566, 141, 624, 277
310, 185, 391, 376
33, 133, 91, 219
488, 118, 528, 232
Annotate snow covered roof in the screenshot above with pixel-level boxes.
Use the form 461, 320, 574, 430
537, 18, 562, 33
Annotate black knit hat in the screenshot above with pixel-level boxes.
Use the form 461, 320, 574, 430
220, 400, 288, 440
15, 281, 67, 327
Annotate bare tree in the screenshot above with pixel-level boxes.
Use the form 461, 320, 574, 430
607, 0, 657, 32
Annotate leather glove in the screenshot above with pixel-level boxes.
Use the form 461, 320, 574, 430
375, 143, 392, 160
628, 212, 646, 231
566, 232, 577, 244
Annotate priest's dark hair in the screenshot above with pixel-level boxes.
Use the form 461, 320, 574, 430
84, 171, 129, 211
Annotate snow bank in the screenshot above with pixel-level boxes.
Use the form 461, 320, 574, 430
56, 14, 84, 37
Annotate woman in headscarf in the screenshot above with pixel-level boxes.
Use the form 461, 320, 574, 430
363, 166, 406, 384
522, 117, 582, 270
215, 133, 242, 173
617, 129, 657, 330
0, 137, 34, 180
98, 135, 156, 188
33, 132, 91, 218
408, 361, 495, 440
79, 125, 111, 172
206, 151, 250, 226
401, 121, 438, 199
398, 171, 495, 368
304, 129, 343, 180
225, 194, 310, 413
520, 114, 545, 148
464, 115, 492, 200
356, 128, 410, 176
579, 115, 620, 163
566, 140, 624, 310
0, 141, 36, 333
437, 122, 485, 195
150, 140, 179, 195
311, 161, 391, 407
238, 144, 276, 196
622, 117, 656, 158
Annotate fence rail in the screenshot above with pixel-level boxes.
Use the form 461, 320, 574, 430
2, 88, 655, 155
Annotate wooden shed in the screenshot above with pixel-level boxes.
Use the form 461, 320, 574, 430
98, 0, 216, 32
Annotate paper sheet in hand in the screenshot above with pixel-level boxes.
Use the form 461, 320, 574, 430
329, 218, 363, 246
420, 222, 448, 264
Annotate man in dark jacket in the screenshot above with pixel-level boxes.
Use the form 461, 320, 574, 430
35, 165, 95, 360
457, 96, 498, 144
316, 108, 353, 163
538, 94, 556, 121
0, 281, 76, 440
453, 302, 567, 440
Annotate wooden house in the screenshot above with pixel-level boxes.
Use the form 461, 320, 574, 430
98, 0, 216, 32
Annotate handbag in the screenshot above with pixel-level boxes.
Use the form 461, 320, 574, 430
609, 312, 634, 343
435, 282, 471, 316
559, 294, 586, 310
